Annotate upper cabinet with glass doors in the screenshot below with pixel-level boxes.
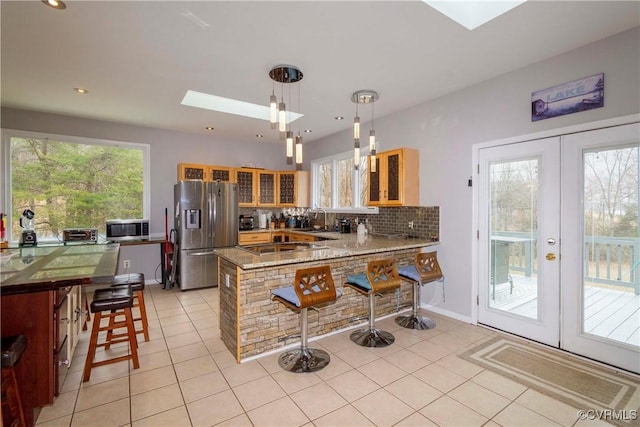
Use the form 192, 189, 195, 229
277, 171, 309, 207
235, 168, 277, 207
177, 163, 235, 182
367, 148, 419, 206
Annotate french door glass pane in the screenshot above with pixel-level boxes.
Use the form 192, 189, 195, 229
582, 145, 640, 347
488, 159, 539, 319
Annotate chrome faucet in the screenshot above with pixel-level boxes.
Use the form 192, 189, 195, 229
313, 206, 328, 230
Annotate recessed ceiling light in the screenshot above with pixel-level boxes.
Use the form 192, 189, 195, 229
182, 90, 302, 123
422, 0, 526, 30
334, 116, 344, 120
74, 87, 88, 94
256, 134, 263, 138
303, 129, 312, 133
205, 126, 214, 131
42, 0, 66, 10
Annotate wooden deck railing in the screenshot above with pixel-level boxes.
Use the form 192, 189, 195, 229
493, 232, 640, 295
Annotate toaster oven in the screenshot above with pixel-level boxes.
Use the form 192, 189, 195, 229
63, 228, 98, 243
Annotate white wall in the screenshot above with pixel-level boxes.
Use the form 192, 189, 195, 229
304, 27, 640, 318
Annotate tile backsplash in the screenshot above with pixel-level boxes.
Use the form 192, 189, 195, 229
240, 206, 440, 241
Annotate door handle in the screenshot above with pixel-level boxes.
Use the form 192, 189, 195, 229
545, 253, 556, 261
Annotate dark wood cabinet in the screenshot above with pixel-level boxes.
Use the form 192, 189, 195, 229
1, 291, 55, 427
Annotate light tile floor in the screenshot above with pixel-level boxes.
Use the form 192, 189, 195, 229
34, 284, 618, 427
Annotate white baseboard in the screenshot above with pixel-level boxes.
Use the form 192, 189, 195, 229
419, 304, 473, 324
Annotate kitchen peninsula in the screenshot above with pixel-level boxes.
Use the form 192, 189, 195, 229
215, 231, 438, 362
0, 243, 119, 426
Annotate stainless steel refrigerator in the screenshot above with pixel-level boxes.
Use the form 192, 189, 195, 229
174, 181, 238, 290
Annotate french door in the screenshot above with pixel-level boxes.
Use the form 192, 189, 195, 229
478, 137, 561, 346
477, 122, 640, 373
561, 123, 639, 373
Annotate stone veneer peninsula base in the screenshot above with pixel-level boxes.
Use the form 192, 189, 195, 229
218, 247, 425, 362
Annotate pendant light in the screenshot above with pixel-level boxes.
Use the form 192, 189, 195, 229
269, 86, 277, 130
295, 134, 303, 170
351, 90, 379, 170
295, 79, 304, 170
269, 65, 303, 163
369, 101, 377, 173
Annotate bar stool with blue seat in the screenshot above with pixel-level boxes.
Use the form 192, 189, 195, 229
271, 265, 341, 373
83, 285, 140, 382
345, 258, 401, 347
1, 335, 27, 427
109, 273, 150, 343
396, 251, 444, 330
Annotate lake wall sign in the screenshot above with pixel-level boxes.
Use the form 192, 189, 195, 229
531, 73, 604, 122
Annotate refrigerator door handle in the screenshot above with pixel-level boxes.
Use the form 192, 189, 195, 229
188, 251, 216, 256
212, 187, 217, 240
208, 191, 214, 240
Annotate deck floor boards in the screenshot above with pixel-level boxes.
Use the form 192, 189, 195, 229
488, 274, 640, 347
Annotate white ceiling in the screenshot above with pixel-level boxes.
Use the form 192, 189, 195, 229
2, 1, 638, 145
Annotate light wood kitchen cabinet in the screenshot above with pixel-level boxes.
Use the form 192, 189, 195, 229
367, 147, 419, 206
236, 168, 277, 207
277, 171, 310, 207
257, 170, 277, 206
177, 163, 208, 180
238, 231, 272, 245
289, 232, 317, 242
178, 163, 308, 207
178, 163, 235, 182
208, 166, 235, 182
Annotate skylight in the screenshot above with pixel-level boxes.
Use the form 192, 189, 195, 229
422, 1, 527, 30
181, 90, 303, 123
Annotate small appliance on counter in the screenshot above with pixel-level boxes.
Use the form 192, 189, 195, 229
106, 219, 149, 241
239, 215, 254, 231
258, 213, 268, 229
339, 218, 351, 234
63, 228, 98, 244
19, 209, 37, 246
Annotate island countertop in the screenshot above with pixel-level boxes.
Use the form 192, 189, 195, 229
0, 242, 120, 295
215, 231, 438, 269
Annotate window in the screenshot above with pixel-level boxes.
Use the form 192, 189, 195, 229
2, 130, 150, 242
311, 149, 375, 212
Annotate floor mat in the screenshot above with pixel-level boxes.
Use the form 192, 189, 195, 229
458, 336, 640, 427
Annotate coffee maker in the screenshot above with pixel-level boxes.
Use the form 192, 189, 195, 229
19, 209, 37, 246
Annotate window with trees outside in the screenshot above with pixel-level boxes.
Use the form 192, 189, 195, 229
2, 131, 149, 243
312, 150, 370, 211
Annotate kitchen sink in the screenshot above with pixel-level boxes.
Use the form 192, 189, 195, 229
239, 242, 329, 256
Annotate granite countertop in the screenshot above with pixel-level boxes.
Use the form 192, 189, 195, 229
216, 231, 438, 269
0, 242, 120, 295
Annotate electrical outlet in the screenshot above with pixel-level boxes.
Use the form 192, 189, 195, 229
408, 221, 414, 229
225, 273, 230, 287
123, 259, 131, 269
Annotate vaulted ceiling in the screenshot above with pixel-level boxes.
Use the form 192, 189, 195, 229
2, 1, 638, 145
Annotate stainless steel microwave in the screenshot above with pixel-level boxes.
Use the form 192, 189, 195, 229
106, 219, 149, 241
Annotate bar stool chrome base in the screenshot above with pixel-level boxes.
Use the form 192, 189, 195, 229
395, 314, 436, 330
350, 328, 395, 347
278, 347, 330, 373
